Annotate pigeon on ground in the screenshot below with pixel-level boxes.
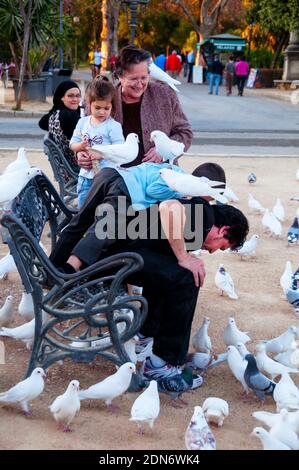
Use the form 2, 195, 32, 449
273, 198, 285, 222
227, 345, 249, 395
89, 133, 139, 165
0, 252, 17, 280
244, 354, 276, 402
215, 265, 238, 300
280, 261, 293, 296
287, 217, 299, 244
3, 147, 30, 174
159, 168, 227, 203
123, 336, 138, 364
265, 211, 282, 237
18, 292, 34, 321
0, 318, 35, 350
224, 317, 250, 346
157, 367, 200, 406
130, 380, 160, 433
261, 209, 272, 233
202, 397, 229, 427
269, 408, 299, 450
255, 343, 298, 380
192, 316, 212, 354
273, 372, 299, 412
185, 406, 216, 450
0, 367, 46, 415
264, 326, 297, 355
233, 234, 259, 260
149, 61, 181, 92
253, 409, 299, 434
0, 167, 42, 207
236, 342, 251, 359
274, 343, 299, 369
78, 362, 136, 409
251, 427, 291, 450
248, 173, 257, 184
248, 193, 264, 213
49, 380, 80, 432
223, 185, 239, 202
186, 352, 227, 371
0, 295, 14, 327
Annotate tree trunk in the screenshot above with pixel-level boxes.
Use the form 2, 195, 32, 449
271, 31, 288, 69
9, 43, 19, 77
101, 0, 121, 70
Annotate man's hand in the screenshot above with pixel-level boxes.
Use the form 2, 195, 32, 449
77, 151, 93, 170
178, 253, 206, 288
142, 147, 164, 163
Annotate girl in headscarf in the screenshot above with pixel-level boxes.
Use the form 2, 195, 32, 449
39, 80, 81, 171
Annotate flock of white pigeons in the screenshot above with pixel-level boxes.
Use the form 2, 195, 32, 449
0, 138, 299, 450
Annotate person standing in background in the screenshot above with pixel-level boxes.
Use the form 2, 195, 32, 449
154, 52, 166, 71
166, 50, 181, 79
225, 55, 235, 96
235, 55, 249, 96
187, 50, 195, 83
208, 55, 224, 95
93, 46, 104, 76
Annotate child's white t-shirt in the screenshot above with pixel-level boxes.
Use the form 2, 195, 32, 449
70, 116, 124, 179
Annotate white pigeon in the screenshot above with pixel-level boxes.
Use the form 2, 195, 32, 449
0, 367, 46, 414
261, 208, 273, 233
296, 168, 299, 181
49, 380, 80, 432
149, 61, 181, 92
223, 185, 239, 202
269, 408, 299, 450
268, 211, 282, 237
192, 316, 212, 354
78, 362, 136, 408
234, 234, 259, 260
89, 133, 139, 165
185, 406, 216, 450
248, 193, 264, 213
236, 342, 251, 358
18, 292, 34, 321
215, 265, 238, 300
0, 252, 17, 279
0, 295, 14, 327
255, 343, 298, 380
123, 335, 138, 364
0, 167, 42, 207
280, 261, 293, 296
253, 409, 299, 434
202, 397, 229, 427
273, 372, 299, 412
274, 343, 299, 369
0, 318, 35, 350
251, 427, 291, 450
224, 317, 250, 347
150, 130, 185, 161
226, 345, 249, 395
159, 168, 227, 203
273, 198, 285, 222
186, 352, 228, 370
264, 326, 297, 355
130, 380, 160, 433
3, 147, 30, 174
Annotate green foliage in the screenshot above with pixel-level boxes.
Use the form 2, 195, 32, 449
248, 47, 283, 68
248, 0, 299, 32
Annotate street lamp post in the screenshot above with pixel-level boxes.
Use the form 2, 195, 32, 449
123, 0, 149, 45
59, 0, 63, 69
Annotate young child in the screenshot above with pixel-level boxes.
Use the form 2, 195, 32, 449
70, 78, 124, 208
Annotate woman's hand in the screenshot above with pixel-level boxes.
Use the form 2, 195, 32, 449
77, 151, 93, 170
142, 147, 164, 163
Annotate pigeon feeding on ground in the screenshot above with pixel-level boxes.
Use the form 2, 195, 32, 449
78, 362, 136, 410
0, 367, 46, 415
192, 316, 212, 354
215, 265, 238, 300
227, 345, 249, 395
89, 133, 139, 165
49, 380, 80, 432
157, 367, 200, 407
224, 317, 250, 346
130, 380, 160, 433
287, 217, 299, 244
202, 397, 229, 427
159, 168, 227, 203
273, 198, 285, 222
149, 61, 181, 92
0, 318, 35, 350
280, 261, 293, 296
253, 409, 299, 434
3, 147, 30, 174
273, 372, 299, 412
255, 343, 298, 380
0, 167, 42, 207
0, 295, 14, 327
18, 292, 35, 321
244, 354, 276, 402
248, 173, 257, 184
248, 193, 264, 213
0, 252, 17, 280
263, 326, 297, 355
251, 427, 291, 450
233, 234, 259, 260
185, 406, 216, 450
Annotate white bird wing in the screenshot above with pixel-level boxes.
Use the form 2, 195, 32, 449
50, 394, 64, 414
252, 411, 278, 428
149, 62, 181, 91
0, 377, 32, 402
162, 171, 227, 202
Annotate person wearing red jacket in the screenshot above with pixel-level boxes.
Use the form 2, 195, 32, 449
166, 50, 181, 79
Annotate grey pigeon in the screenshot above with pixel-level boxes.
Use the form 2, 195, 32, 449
157, 367, 202, 406
244, 354, 276, 402
287, 217, 299, 244
248, 172, 257, 184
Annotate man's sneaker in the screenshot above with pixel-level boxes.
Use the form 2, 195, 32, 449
135, 336, 153, 362
144, 357, 182, 380
191, 374, 204, 389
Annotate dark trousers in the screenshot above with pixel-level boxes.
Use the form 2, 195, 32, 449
50, 168, 132, 267
187, 63, 194, 82
236, 75, 246, 96
226, 72, 234, 94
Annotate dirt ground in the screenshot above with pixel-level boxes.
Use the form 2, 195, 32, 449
0, 150, 298, 450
